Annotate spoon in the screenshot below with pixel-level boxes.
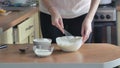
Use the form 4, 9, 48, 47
64, 29, 73, 36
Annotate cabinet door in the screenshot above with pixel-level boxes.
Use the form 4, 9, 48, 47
17, 17, 34, 43
19, 37, 29, 44
13, 12, 41, 44
0, 28, 13, 44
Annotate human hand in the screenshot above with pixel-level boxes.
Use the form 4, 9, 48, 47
51, 10, 64, 33
42, 0, 64, 33
81, 19, 92, 43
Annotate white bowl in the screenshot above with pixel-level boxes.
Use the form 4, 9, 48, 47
33, 38, 52, 49
33, 46, 54, 57
56, 36, 83, 52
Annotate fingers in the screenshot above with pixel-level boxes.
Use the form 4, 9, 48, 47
81, 28, 86, 43
81, 28, 91, 43
52, 18, 64, 33
58, 18, 64, 33
59, 18, 64, 28
83, 31, 90, 43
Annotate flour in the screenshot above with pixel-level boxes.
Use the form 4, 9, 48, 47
57, 36, 82, 46
34, 48, 52, 57
56, 36, 82, 52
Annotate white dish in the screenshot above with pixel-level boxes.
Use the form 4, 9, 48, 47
33, 38, 52, 48
56, 36, 83, 52
33, 46, 54, 57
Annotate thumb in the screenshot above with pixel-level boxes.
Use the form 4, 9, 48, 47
81, 28, 85, 42
59, 18, 64, 33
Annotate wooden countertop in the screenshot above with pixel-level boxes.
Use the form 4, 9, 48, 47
0, 43, 120, 64
0, 7, 38, 32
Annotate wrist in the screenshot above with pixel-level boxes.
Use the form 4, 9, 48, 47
48, 7, 59, 16
84, 15, 93, 23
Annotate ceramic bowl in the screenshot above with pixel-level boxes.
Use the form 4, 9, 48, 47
33, 46, 54, 57
56, 36, 83, 52
33, 38, 52, 49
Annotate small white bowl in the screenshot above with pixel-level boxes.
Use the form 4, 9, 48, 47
33, 38, 52, 49
56, 36, 83, 52
33, 46, 54, 57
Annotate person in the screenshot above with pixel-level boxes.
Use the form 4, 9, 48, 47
39, 0, 100, 43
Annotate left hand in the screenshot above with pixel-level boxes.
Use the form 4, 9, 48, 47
81, 18, 92, 43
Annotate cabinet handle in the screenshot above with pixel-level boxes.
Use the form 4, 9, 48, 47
25, 25, 34, 31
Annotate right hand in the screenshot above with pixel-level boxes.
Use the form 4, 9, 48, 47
42, 0, 64, 33
51, 11, 64, 33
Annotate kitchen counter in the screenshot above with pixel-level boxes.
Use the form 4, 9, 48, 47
0, 43, 120, 68
0, 7, 38, 32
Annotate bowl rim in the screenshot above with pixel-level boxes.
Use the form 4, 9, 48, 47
33, 38, 52, 43
56, 36, 83, 52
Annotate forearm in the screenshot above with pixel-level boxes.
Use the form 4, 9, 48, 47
86, 0, 100, 22
42, 0, 58, 16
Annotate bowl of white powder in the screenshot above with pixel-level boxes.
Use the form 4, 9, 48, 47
33, 46, 54, 57
33, 38, 53, 57
56, 36, 83, 52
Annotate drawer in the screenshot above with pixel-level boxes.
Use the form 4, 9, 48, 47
18, 17, 34, 43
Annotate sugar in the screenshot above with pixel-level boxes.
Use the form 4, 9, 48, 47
34, 49, 51, 56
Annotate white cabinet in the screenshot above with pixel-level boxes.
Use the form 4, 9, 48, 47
14, 15, 34, 44
18, 16, 34, 44
0, 28, 13, 44
0, 12, 41, 44
13, 12, 41, 44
